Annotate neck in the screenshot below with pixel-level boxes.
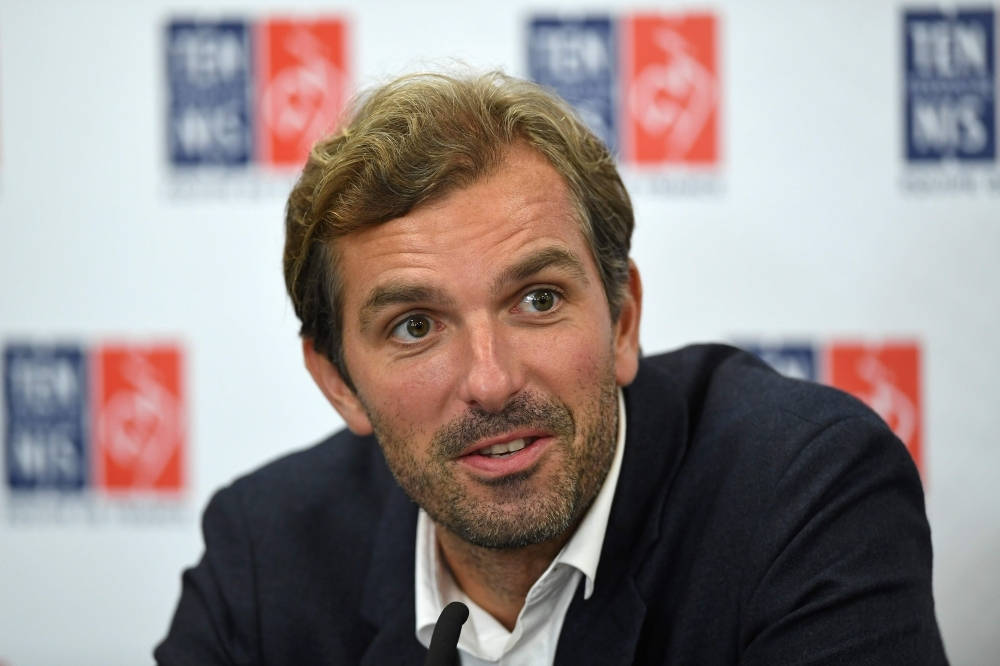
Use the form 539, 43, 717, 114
435, 524, 573, 631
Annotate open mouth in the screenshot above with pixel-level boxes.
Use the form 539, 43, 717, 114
458, 434, 551, 476
474, 437, 539, 458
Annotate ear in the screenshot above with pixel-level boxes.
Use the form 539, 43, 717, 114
302, 338, 373, 436
612, 259, 643, 387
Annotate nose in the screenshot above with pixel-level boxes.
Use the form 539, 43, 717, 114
456, 316, 523, 413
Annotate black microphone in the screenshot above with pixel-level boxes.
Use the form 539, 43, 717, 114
423, 601, 469, 666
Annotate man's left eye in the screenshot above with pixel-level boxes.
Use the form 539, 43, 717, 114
521, 289, 560, 313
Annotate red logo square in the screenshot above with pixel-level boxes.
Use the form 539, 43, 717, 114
623, 13, 720, 165
257, 18, 349, 168
827, 342, 923, 473
93, 345, 186, 492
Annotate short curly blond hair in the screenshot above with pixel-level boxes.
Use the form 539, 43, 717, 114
283, 71, 633, 380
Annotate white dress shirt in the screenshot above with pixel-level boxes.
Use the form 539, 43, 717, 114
415, 390, 627, 665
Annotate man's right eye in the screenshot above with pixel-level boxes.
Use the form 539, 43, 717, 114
390, 315, 433, 342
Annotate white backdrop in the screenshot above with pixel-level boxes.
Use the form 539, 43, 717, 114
1, 1, 998, 664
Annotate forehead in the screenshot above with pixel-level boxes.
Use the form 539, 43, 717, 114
335, 145, 596, 307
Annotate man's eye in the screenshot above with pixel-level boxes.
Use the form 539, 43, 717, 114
521, 289, 560, 313
391, 315, 433, 342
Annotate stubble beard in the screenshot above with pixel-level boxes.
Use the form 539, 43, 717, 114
366, 367, 619, 550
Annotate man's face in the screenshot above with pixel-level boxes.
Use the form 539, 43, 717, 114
313, 144, 640, 550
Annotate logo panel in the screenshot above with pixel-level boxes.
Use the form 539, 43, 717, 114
528, 17, 618, 153
904, 9, 996, 162
93, 345, 185, 492
828, 343, 922, 471
623, 13, 720, 165
4, 345, 88, 491
167, 20, 254, 167
257, 18, 348, 168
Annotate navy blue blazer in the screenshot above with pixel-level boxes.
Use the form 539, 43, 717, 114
156, 345, 948, 664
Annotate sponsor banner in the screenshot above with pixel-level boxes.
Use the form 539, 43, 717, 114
900, 7, 1000, 194
744, 340, 924, 474
165, 16, 348, 195
3, 341, 187, 522
526, 11, 722, 190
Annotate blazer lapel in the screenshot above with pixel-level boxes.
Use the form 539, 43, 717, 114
359, 483, 426, 665
555, 575, 647, 664
556, 357, 691, 664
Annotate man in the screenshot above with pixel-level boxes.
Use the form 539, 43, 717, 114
156, 71, 947, 664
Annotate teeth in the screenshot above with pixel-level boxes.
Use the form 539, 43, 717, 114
479, 438, 528, 456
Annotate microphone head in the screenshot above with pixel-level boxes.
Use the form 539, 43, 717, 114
424, 601, 469, 666
440, 600, 470, 626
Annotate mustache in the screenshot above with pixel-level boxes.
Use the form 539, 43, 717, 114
432, 392, 575, 458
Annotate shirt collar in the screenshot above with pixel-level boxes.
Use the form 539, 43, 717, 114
415, 388, 627, 636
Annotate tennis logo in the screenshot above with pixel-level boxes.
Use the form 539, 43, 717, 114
829, 343, 922, 473
4, 345, 88, 491
4, 342, 186, 495
167, 17, 349, 170
94, 346, 185, 491
623, 14, 719, 165
904, 8, 995, 162
528, 12, 720, 166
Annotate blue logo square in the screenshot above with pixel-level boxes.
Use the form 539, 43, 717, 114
4, 345, 88, 491
904, 9, 996, 162
742, 343, 818, 382
167, 20, 254, 166
528, 16, 618, 153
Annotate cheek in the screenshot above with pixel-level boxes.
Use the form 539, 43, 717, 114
363, 353, 457, 430
529, 324, 614, 391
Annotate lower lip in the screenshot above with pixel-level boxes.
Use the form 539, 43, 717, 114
457, 437, 553, 477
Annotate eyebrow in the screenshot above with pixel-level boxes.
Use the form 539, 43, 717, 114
357, 246, 590, 333
359, 283, 457, 333
490, 246, 590, 296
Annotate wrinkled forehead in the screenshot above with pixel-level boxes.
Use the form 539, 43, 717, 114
332, 145, 594, 306
331, 141, 583, 254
